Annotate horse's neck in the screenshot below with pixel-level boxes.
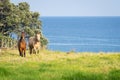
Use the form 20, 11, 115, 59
20, 37, 25, 41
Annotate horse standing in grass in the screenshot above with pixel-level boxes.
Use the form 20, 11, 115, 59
18, 32, 26, 57
28, 32, 41, 54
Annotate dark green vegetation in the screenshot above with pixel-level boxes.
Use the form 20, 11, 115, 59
0, 0, 48, 47
0, 50, 120, 80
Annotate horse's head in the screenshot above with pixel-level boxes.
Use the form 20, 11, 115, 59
21, 32, 25, 39
35, 33, 41, 41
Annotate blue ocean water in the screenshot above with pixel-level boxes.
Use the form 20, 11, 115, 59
40, 17, 120, 52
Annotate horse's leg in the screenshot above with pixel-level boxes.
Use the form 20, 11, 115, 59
19, 48, 22, 57
21, 50, 23, 57
19, 48, 21, 56
24, 49, 26, 57
37, 49, 38, 54
20, 48, 24, 57
33, 47, 35, 54
37, 48, 39, 54
34, 48, 37, 54
29, 47, 32, 54
19, 51, 22, 56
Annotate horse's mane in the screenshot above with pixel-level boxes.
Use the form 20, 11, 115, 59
19, 36, 25, 42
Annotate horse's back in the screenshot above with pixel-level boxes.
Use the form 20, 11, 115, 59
29, 37, 41, 48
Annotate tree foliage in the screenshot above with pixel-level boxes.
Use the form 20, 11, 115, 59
0, 0, 48, 46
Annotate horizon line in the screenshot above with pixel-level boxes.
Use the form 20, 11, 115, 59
40, 15, 120, 17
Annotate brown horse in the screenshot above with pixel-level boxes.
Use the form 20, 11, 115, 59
18, 32, 26, 57
28, 32, 41, 54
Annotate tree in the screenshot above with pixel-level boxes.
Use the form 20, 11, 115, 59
0, 0, 13, 35
0, 0, 48, 47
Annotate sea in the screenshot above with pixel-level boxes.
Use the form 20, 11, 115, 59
40, 16, 120, 52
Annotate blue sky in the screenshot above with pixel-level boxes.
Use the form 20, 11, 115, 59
11, 0, 120, 16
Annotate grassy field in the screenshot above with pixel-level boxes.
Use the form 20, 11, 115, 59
0, 49, 120, 80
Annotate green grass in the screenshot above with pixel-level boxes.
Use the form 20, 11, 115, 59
0, 50, 120, 80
